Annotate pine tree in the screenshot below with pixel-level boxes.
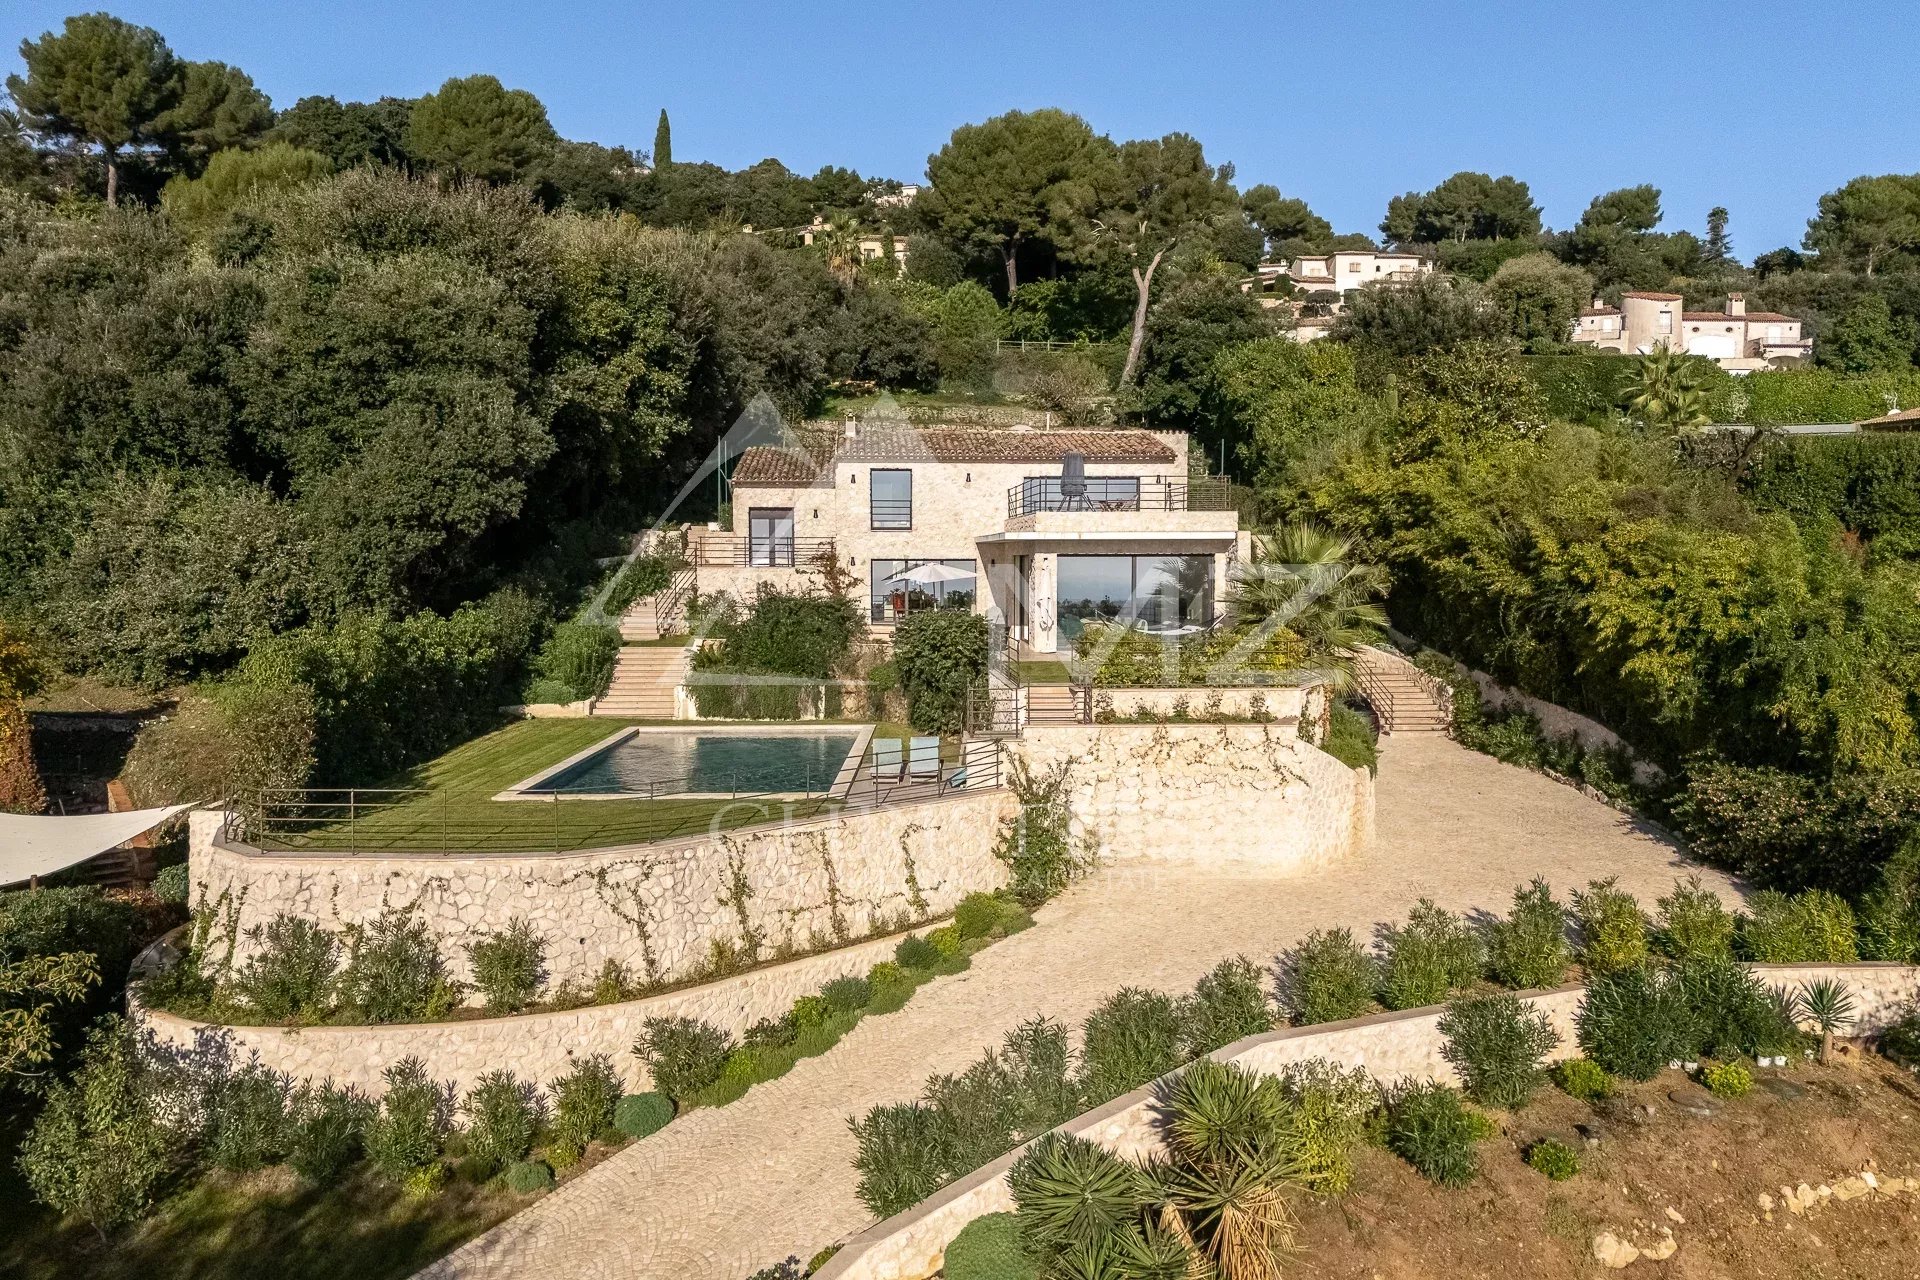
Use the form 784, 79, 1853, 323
1706, 206, 1733, 265
653, 108, 671, 170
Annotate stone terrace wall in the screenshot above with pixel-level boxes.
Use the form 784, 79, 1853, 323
133, 927, 913, 1097
816, 963, 1920, 1280
1094, 685, 1309, 724
1011, 724, 1372, 870
190, 789, 1015, 993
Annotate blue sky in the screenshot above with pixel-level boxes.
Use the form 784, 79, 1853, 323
7, 1, 1916, 259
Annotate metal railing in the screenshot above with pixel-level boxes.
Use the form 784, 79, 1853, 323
690, 536, 837, 568
868, 499, 913, 530
1006, 477, 1235, 518
653, 568, 695, 635
224, 738, 1008, 856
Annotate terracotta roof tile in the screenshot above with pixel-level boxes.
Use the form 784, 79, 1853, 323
1859, 407, 1920, 429
1579, 307, 1620, 317
729, 428, 1178, 486
1621, 291, 1684, 301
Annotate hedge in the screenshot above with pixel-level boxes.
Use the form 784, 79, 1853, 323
1744, 368, 1920, 426
1524, 352, 1740, 426
1746, 433, 1920, 559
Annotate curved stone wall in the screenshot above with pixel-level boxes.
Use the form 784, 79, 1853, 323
816, 962, 1920, 1280
133, 926, 914, 1097
190, 789, 1016, 992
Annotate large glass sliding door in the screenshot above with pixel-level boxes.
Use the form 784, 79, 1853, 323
748, 508, 795, 566
1056, 553, 1214, 642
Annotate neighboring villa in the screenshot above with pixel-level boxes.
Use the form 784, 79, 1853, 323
698, 421, 1247, 656
798, 216, 911, 267
1254, 250, 1434, 297
1570, 291, 1809, 370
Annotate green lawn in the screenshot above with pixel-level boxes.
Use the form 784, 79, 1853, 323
1015, 660, 1075, 685
260, 719, 841, 853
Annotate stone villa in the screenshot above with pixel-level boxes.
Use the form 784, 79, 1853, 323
1571, 291, 1809, 370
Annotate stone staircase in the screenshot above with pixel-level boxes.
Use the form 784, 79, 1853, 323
592, 643, 692, 718
1352, 646, 1451, 735
1025, 683, 1088, 724
618, 568, 693, 642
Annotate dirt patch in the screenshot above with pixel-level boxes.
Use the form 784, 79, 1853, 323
1292, 1051, 1920, 1279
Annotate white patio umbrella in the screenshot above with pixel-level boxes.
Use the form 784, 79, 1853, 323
886, 562, 975, 616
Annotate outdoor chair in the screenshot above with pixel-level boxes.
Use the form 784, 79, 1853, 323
869, 738, 904, 782
908, 736, 940, 781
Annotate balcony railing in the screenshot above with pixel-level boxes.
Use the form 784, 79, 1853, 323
869, 499, 913, 530
691, 536, 837, 568
1006, 476, 1235, 518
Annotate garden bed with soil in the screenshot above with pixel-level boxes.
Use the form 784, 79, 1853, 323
1290, 1050, 1920, 1279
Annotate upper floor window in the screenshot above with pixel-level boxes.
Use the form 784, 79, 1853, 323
1347, 262, 1361, 272
1658, 311, 1673, 334
870, 468, 912, 529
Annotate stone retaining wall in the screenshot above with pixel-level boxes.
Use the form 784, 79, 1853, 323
189, 789, 1016, 993
816, 963, 1920, 1280
132, 927, 914, 1097
1011, 724, 1372, 869
1093, 684, 1310, 724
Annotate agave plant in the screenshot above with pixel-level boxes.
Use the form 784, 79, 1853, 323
1794, 978, 1857, 1064
1007, 1133, 1148, 1261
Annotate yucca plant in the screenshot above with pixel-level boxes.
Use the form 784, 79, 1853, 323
1151, 1059, 1304, 1280
1794, 978, 1857, 1065
1008, 1133, 1148, 1264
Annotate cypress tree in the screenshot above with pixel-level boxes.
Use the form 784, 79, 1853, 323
653, 108, 671, 170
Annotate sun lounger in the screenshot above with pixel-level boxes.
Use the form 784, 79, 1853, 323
908, 736, 940, 780
869, 738, 904, 782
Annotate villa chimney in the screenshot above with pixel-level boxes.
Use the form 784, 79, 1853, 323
843, 411, 859, 439
1727, 293, 1746, 317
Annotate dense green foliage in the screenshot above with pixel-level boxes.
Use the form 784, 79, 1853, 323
890, 610, 988, 733
1383, 1082, 1493, 1187
1746, 433, 1920, 561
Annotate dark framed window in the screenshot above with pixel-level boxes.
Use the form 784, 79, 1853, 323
870, 469, 913, 529
1056, 553, 1214, 642
870, 558, 976, 623
747, 508, 795, 566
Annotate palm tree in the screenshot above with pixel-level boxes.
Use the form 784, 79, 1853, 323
1623, 346, 1711, 429
1226, 521, 1388, 688
813, 216, 868, 287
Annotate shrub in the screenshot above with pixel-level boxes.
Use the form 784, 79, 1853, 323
1879, 1004, 1920, 1067
1740, 889, 1860, 963
1438, 992, 1560, 1109
1177, 955, 1274, 1056
206, 1062, 293, 1171
19, 1019, 175, 1234
463, 1070, 543, 1171
1279, 928, 1378, 1024
1673, 959, 1801, 1060
547, 1054, 622, 1167
849, 1101, 945, 1217
942, 1212, 1038, 1280
743, 1259, 804, 1280
613, 1092, 674, 1140
891, 610, 988, 733
1571, 878, 1647, 975
402, 1162, 447, 1200
592, 958, 634, 1004
504, 1159, 555, 1194
1655, 876, 1736, 961
927, 925, 965, 959
703, 585, 863, 680
894, 934, 940, 970
602, 553, 678, 618
464, 918, 546, 1013
1280, 1058, 1378, 1195
153, 863, 190, 905
993, 757, 1091, 908
821, 975, 871, 1013
1380, 899, 1483, 1010
1385, 1082, 1493, 1187
336, 908, 460, 1024
1550, 1058, 1614, 1101
1486, 878, 1570, 989
1702, 1061, 1752, 1099
1526, 1139, 1580, 1181
230, 914, 340, 1022
363, 1057, 449, 1182
531, 622, 620, 700
635, 1017, 736, 1102
866, 960, 908, 992
1861, 836, 1920, 963
953, 892, 1003, 940
1576, 966, 1697, 1081
1323, 703, 1379, 773
995, 1017, 1081, 1137
1078, 987, 1184, 1103
1, 885, 143, 1056
286, 1080, 372, 1183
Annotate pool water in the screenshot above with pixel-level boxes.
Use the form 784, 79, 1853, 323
531, 732, 859, 796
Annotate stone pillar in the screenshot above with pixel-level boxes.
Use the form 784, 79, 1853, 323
1030, 552, 1059, 654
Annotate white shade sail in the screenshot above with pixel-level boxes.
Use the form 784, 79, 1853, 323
0, 805, 195, 886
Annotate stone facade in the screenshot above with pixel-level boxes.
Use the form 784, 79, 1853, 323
132, 927, 915, 1097
817, 963, 1920, 1280
1093, 684, 1312, 725
1010, 723, 1372, 869
189, 790, 1016, 994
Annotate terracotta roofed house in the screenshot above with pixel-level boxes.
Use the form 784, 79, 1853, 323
695, 420, 1249, 656
1571, 292, 1808, 370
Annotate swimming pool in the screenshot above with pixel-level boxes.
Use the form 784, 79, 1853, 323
500, 726, 871, 800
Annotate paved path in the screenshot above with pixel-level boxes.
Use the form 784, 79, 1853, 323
420, 734, 1739, 1280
